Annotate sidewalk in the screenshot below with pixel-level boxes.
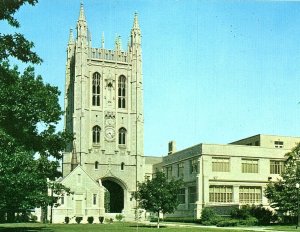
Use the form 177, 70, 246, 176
146, 221, 280, 231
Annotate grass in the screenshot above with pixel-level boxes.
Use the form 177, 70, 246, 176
0, 222, 256, 232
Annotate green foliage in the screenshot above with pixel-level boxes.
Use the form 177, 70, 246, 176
0, 1, 72, 222
163, 217, 201, 223
115, 214, 124, 222
237, 216, 258, 226
99, 216, 104, 224
201, 207, 222, 225
216, 219, 239, 227
87, 216, 94, 224
265, 143, 300, 219
64, 217, 69, 224
230, 205, 251, 220
75, 217, 82, 224
135, 172, 183, 228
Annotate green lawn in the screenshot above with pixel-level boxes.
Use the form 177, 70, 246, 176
0, 223, 299, 232
0, 222, 254, 232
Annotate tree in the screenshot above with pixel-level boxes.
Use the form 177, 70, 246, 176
0, 1, 72, 222
134, 172, 183, 228
265, 143, 300, 221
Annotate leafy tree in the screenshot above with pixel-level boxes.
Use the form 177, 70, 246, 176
265, 143, 300, 221
0, 0, 72, 222
134, 172, 183, 228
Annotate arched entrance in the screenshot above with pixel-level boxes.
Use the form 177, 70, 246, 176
102, 179, 124, 213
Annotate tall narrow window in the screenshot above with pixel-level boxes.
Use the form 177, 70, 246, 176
61, 195, 65, 205
121, 162, 125, 170
92, 72, 101, 106
93, 194, 97, 205
118, 75, 126, 108
93, 126, 101, 144
118, 127, 127, 145
95, 161, 99, 170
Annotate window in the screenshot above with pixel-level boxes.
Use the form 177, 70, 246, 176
188, 186, 197, 203
92, 72, 101, 106
209, 186, 233, 203
212, 157, 230, 172
92, 126, 101, 144
239, 186, 262, 204
177, 162, 184, 177
190, 159, 198, 174
177, 188, 185, 204
77, 174, 81, 184
61, 195, 65, 205
118, 127, 127, 145
121, 162, 125, 170
166, 166, 172, 179
270, 160, 284, 174
274, 141, 284, 148
93, 194, 97, 205
242, 159, 258, 173
118, 75, 126, 108
95, 161, 99, 170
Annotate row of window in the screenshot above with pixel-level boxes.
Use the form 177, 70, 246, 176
209, 186, 262, 204
165, 159, 198, 179
212, 158, 284, 174
92, 73, 126, 108
60, 194, 98, 206
177, 186, 197, 204
165, 158, 284, 178
94, 161, 125, 170
92, 126, 127, 145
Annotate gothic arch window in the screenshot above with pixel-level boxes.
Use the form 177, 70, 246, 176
118, 75, 126, 108
95, 161, 99, 170
121, 162, 125, 170
92, 126, 101, 144
92, 72, 101, 106
118, 127, 127, 145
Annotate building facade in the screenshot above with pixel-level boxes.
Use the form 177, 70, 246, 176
154, 135, 300, 219
48, 4, 156, 223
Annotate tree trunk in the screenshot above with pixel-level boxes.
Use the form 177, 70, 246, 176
157, 211, 160, 229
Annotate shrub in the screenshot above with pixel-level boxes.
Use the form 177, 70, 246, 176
238, 216, 258, 226
30, 215, 38, 222
250, 205, 277, 225
75, 217, 83, 224
230, 205, 251, 220
99, 216, 104, 224
163, 217, 201, 223
201, 207, 222, 225
216, 219, 238, 227
115, 214, 124, 222
87, 216, 94, 224
64, 216, 70, 224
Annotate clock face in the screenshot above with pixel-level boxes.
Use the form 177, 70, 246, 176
105, 127, 115, 140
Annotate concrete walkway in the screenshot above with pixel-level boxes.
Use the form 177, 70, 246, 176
146, 221, 284, 231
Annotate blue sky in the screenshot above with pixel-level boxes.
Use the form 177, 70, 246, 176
2, 0, 300, 156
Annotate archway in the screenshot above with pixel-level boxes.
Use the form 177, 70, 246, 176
102, 179, 124, 213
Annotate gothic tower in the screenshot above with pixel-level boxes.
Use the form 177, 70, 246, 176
63, 4, 144, 216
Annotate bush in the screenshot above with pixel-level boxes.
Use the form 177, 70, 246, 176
64, 216, 70, 224
238, 216, 258, 226
250, 205, 277, 225
201, 207, 222, 225
115, 214, 124, 222
216, 219, 238, 227
163, 217, 201, 223
75, 217, 83, 224
99, 216, 104, 224
87, 216, 94, 224
230, 205, 251, 220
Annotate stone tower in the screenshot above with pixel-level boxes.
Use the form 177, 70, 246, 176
63, 4, 144, 216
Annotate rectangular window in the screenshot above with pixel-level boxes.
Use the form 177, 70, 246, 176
177, 162, 184, 177
270, 160, 284, 174
212, 157, 230, 172
61, 195, 65, 205
177, 188, 185, 204
239, 186, 262, 204
188, 186, 197, 203
209, 186, 233, 203
242, 159, 258, 173
165, 166, 172, 179
93, 194, 97, 205
190, 159, 198, 174
274, 141, 284, 148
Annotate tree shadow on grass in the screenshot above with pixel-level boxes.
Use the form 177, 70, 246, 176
0, 227, 52, 232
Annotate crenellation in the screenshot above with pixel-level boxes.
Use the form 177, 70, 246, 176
89, 48, 129, 63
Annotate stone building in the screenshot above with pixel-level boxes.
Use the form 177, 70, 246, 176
48, 4, 162, 223
154, 135, 300, 219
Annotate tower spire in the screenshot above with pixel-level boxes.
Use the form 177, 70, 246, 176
78, 2, 86, 22
133, 12, 140, 29
101, 32, 105, 48
68, 28, 74, 44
